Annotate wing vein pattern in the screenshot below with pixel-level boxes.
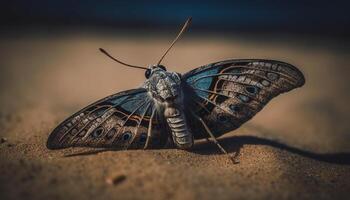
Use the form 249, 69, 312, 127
183, 59, 305, 139
47, 88, 168, 149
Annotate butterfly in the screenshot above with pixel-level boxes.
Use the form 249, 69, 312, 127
47, 18, 305, 158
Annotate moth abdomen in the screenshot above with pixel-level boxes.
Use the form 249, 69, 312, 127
164, 106, 193, 149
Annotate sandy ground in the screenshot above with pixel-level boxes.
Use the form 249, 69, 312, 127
0, 30, 349, 200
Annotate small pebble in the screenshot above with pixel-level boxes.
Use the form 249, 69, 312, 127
0, 137, 7, 143
106, 174, 126, 186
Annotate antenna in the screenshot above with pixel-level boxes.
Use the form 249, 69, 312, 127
157, 17, 192, 66
99, 48, 148, 70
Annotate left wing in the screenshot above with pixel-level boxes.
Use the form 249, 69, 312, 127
182, 59, 305, 139
47, 88, 168, 150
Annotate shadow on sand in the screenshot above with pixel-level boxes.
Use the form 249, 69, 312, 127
64, 135, 350, 165
193, 135, 350, 165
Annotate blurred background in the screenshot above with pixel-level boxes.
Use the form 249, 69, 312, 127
0, 1, 350, 200
1, 0, 350, 37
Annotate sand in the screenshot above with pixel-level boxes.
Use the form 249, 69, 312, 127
0, 30, 349, 200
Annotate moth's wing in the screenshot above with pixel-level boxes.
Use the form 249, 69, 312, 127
182, 59, 305, 139
47, 88, 168, 150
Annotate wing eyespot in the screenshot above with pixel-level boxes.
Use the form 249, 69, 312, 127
229, 104, 241, 113
92, 127, 104, 138
122, 131, 132, 141
139, 133, 147, 143
218, 115, 228, 123
245, 86, 259, 95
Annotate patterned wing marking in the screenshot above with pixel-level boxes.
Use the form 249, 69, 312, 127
129, 101, 153, 149
67, 92, 146, 147
183, 59, 305, 139
109, 98, 151, 149
47, 88, 168, 150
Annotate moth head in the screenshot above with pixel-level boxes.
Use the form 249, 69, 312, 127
145, 65, 167, 79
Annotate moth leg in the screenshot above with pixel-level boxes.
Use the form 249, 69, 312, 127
144, 108, 156, 149
232, 145, 241, 164
191, 99, 222, 144
128, 100, 152, 148
191, 111, 239, 164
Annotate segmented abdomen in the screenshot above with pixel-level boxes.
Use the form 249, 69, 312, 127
165, 108, 193, 149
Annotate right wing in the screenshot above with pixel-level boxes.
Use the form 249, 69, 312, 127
182, 59, 305, 139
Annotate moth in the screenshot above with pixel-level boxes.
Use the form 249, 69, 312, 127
47, 18, 305, 158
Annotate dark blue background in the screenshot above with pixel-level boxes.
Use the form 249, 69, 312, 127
1, 0, 349, 37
